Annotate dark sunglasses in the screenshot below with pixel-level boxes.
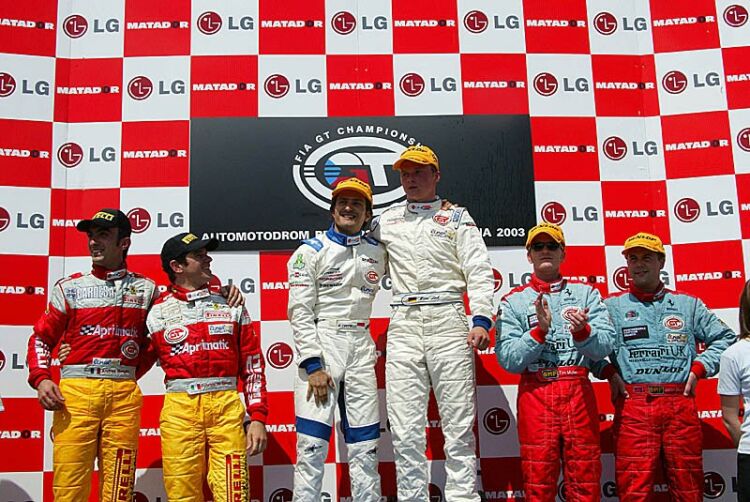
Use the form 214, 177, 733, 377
530, 242, 561, 251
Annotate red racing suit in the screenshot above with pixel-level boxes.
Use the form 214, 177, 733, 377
145, 284, 269, 502
26, 265, 157, 502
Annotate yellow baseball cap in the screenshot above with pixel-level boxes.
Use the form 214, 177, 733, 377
525, 223, 565, 248
331, 177, 372, 204
622, 232, 665, 255
393, 145, 440, 172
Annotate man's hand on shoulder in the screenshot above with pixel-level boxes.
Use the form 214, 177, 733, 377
221, 283, 245, 307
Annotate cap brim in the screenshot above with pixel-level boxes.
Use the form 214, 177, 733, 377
187, 237, 219, 253
393, 156, 435, 171
75, 219, 116, 232
332, 187, 372, 203
621, 244, 663, 255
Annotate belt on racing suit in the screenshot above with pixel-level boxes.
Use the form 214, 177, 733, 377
61, 364, 136, 380
625, 382, 685, 397
166, 376, 237, 395
522, 366, 589, 383
390, 291, 464, 306
316, 318, 370, 331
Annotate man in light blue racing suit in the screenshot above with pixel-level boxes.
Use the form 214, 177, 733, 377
496, 222, 614, 501
594, 232, 735, 501
288, 178, 387, 501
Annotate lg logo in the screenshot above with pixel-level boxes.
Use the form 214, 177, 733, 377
0, 207, 45, 231
264, 74, 290, 98
197, 11, 253, 35
0, 207, 10, 232
533, 72, 588, 96
0, 72, 48, 97
703, 472, 726, 498
57, 143, 84, 168
400, 73, 425, 97
724, 5, 749, 27
602, 136, 658, 160
268, 488, 293, 502
612, 267, 630, 291
541, 201, 566, 224
662, 70, 720, 94
264, 74, 321, 98
63, 14, 88, 38
0, 72, 16, 97
737, 127, 750, 153
128, 76, 153, 100
463, 10, 519, 32
126, 208, 184, 233
674, 197, 733, 223
266, 342, 294, 369
331, 11, 356, 35
593, 11, 648, 35
483, 408, 510, 435
492, 269, 503, 293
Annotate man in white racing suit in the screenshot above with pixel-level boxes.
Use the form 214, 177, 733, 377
370, 145, 494, 501
288, 178, 387, 501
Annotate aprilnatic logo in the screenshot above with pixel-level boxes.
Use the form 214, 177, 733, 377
593, 12, 618, 35
613, 266, 630, 291
127, 208, 151, 233
724, 5, 749, 27
541, 201, 567, 225
0, 207, 10, 231
483, 407, 511, 435
533, 73, 558, 96
197, 11, 222, 35
267, 342, 294, 369
0, 72, 16, 97
331, 11, 356, 35
269, 488, 294, 502
673, 197, 701, 223
662, 70, 688, 94
128, 76, 153, 100
292, 130, 409, 211
492, 269, 503, 293
63, 14, 88, 38
463, 10, 489, 33
737, 127, 750, 153
264, 74, 290, 98
704, 472, 726, 499
57, 142, 84, 168
399, 73, 425, 97
603, 136, 627, 161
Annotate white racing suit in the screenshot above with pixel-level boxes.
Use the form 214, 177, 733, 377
371, 199, 494, 501
287, 226, 387, 501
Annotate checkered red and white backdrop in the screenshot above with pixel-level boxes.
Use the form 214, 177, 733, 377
0, 0, 749, 500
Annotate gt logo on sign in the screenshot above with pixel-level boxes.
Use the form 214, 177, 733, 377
603, 136, 627, 160
331, 11, 356, 34
57, 143, 84, 168
63, 14, 88, 38
267, 342, 293, 369
541, 201, 566, 224
128, 76, 153, 100
738, 128, 750, 152
724, 5, 749, 27
127, 208, 151, 233
533, 73, 558, 96
662, 71, 688, 94
673, 198, 700, 222
197, 11, 222, 35
399, 73, 425, 97
264, 74, 290, 98
483, 407, 510, 435
464, 10, 489, 33
0, 73, 16, 97
593, 12, 617, 35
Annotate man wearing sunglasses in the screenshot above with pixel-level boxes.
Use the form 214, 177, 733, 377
496, 222, 614, 502
595, 232, 734, 501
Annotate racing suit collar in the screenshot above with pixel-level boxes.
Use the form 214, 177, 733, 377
406, 197, 441, 214
326, 224, 363, 247
169, 283, 212, 302
530, 274, 565, 293
91, 264, 128, 281
629, 282, 666, 302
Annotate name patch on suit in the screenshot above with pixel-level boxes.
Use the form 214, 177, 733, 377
622, 325, 649, 342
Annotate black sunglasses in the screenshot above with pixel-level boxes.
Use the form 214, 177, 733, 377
530, 242, 561, 251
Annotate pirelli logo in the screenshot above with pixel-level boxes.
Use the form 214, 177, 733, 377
93, 211, 115, 221
225, 453, 247, 501
181, 233, 198, 244
113, 448, 135, 501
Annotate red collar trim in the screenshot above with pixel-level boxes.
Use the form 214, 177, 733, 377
629, 282, 666, 302
169, 284, 211, 302
91, 264, 128, 281
530, 274, 564, 293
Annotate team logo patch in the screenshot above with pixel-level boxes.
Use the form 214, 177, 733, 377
666, 333, 688, 344
120, 340, 140, 360
625, 310, 639, 320
433, 214, 450, 225
204, 309, 232, 321
560, 306, 581, 323
527, 313, 539, 328
208, 324, 234, 336
365, 270, 379, 284
662, 315, 684, 330
164, 326, 189, 345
